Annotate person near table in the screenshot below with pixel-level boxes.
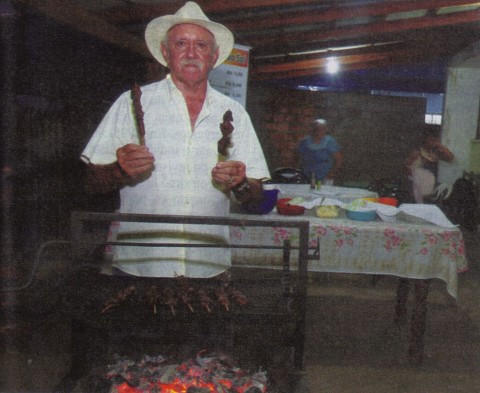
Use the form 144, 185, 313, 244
80, 1, 270, 278
405, 125, 454, 203
297, 118, 343, 185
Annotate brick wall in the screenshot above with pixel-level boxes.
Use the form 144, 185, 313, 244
247, 84, 426, 186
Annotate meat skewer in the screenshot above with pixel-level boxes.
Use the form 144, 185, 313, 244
198, 288, 212, 313
131, 83, 146, 146
162, 286, 177, 315
101, 285, 136, 314
227, 287, 248, 306
218, 110, 234, 157
174, 273, 195, 312
146, 285, 161, 314
215, 286, 230, 311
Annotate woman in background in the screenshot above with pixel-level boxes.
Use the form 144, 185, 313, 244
297, 118, 343, 185
405, 125, 454, 203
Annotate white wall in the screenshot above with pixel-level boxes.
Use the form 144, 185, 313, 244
439, 66, 480, 185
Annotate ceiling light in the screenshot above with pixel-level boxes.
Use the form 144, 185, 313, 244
326, 57, 339, 74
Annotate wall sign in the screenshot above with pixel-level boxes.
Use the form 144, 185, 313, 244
209, 44, 250, 108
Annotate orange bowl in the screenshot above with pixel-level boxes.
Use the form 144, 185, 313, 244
378, 197, 398, 207
276, 198, 305, 216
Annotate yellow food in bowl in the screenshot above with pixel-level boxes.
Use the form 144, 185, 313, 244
316, 205, 339, 218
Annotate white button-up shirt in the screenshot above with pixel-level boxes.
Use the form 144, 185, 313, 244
81, 76, 270, 277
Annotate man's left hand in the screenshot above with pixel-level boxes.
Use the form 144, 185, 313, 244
211, 161, 247, 189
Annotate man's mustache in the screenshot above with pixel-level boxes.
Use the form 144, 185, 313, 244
180, 59, 203, 68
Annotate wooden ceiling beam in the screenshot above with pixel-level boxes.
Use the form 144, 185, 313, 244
15, 0, 152, 59
253, 50, 421, 74
250, 46, 452, 79
99, 0, 320, 24
246, 9, 480, 48
250, 55, 432, 80
226, 0, 480, 31
101, 0, 480, 27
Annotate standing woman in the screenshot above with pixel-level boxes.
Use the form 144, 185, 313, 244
405, 125, 454, 203
297, 119, 343, 185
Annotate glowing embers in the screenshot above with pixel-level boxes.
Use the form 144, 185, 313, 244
107, 352, 268, 393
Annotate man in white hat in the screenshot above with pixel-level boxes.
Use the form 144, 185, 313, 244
81, 2, 270, 278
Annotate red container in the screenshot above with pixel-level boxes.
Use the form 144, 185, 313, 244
378, 197, 398, 207
276, 198, 305, 216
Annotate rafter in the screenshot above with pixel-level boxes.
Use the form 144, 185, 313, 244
244, 9, 480, 48
15, 0, 151, 59
250, 45, 454, 80
225, 0, 480, 32
100, 0, 480, 27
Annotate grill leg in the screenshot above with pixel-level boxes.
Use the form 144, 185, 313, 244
53, 319, 107, 393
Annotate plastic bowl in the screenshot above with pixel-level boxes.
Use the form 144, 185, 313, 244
378, 197, 398, 207
276, 198, 305, 216
346, 208, 377, 221
244, 189, 279, 215
377, 211, 397, 222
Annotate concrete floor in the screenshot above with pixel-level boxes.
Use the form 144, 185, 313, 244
1, 229, 479, 393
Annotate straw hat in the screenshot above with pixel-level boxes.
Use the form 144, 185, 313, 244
145, 1, 234, 68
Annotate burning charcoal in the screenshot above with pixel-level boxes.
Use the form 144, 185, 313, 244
158, 364, 178, 383
107, 353, 269, 393
245, 388, 263, 393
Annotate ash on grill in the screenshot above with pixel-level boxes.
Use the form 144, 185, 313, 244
105, 351, 268, 393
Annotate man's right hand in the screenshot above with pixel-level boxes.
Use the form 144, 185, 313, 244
116, 144, 155, 178
84, 144, 155, 194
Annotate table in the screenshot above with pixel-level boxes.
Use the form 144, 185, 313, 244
229, 208, 468, 364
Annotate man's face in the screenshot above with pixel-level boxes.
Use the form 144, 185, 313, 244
311, 124, 327, 139
161, 23, 219, 86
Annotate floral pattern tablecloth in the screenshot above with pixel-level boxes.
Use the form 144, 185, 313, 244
229, 212, 467, 299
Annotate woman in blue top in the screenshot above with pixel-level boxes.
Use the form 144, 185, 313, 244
298, 119, 343, 183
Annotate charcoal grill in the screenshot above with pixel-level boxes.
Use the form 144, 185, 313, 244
55, 211, 316, 393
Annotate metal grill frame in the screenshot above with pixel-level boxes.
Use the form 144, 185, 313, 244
69, 211, 311, 370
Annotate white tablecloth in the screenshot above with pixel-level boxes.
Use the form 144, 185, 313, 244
269, 184, 378, 203
229, 210, 467, 299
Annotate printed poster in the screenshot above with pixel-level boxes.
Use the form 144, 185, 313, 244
209, 44, 250, 108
